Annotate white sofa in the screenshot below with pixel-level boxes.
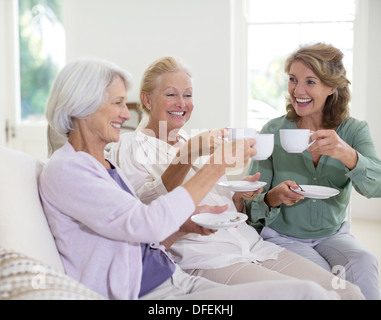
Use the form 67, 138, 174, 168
0, 145, 104, 300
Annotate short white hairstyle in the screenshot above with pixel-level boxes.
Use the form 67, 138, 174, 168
45, 57, 133, 137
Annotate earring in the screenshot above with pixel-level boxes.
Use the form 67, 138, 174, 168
146, 105, 151, 110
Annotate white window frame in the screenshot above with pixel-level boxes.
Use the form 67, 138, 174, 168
0, 0, 20, 146
0, 0, 65, 158
231, 0, 367, 128
230, 0, 249, 128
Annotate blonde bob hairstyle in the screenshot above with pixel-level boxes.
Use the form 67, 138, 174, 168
45, 57, 133, 137
284, 43, 351, 128
138, 56, 192, 116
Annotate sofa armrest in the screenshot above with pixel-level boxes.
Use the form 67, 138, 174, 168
0, 146, 64, 272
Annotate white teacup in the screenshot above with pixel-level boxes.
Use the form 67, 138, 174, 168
228, 128, 274, 160
251, 133, 274, 160
280, 129, 316, 153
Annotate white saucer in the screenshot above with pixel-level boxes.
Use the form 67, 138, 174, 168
191, 212, 248, 229
218, 181, 267, 192
290, 185, 340, 199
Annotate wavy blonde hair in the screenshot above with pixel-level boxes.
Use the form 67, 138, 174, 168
284, 43, 351, 128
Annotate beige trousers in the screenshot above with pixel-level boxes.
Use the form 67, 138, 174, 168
185, 249, 364, 300
140, 265, 338, 300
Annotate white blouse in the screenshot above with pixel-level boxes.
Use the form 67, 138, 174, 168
108, 130, 283, 270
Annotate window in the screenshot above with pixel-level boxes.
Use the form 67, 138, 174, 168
18, 0, 65, 122
246, 0, 355, 130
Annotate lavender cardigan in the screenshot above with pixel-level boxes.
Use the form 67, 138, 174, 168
38, 142, 195, 300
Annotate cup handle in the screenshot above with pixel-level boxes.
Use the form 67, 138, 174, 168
308, 133, 316, 148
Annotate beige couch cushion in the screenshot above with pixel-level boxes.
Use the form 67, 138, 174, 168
0, 146, 64, 272
0, 246, 105, 300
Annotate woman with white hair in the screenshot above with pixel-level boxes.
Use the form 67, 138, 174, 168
38, 57, 336, 300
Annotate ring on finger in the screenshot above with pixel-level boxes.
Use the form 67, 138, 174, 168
291, 200, 297, 204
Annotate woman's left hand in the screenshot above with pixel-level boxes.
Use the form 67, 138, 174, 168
180, 204, 229, 236
309, 130, 358, 169
234, 172, 263, 200
161, 204, 228, 249
232, 172, 262, 212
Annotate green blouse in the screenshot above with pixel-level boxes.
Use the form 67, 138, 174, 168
246, 116, 381, 239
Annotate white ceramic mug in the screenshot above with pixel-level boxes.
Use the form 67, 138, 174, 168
279, 129, 316, 153
228, 128, 274, 160
251, 133, 274, 160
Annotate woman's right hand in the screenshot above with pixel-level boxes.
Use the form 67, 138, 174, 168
182, 138, 256, 207
211, 138, 257, 172
265, 180, 305, 208
186, 128, 228, 160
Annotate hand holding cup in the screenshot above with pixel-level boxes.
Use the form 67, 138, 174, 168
228, 128, 274, 161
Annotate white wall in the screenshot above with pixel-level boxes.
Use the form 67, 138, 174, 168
62, 0, 232, 134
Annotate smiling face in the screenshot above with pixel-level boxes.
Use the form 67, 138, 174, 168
85, 76, 130, 146
144, 71, 193, 137
288, 60, 335, 123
